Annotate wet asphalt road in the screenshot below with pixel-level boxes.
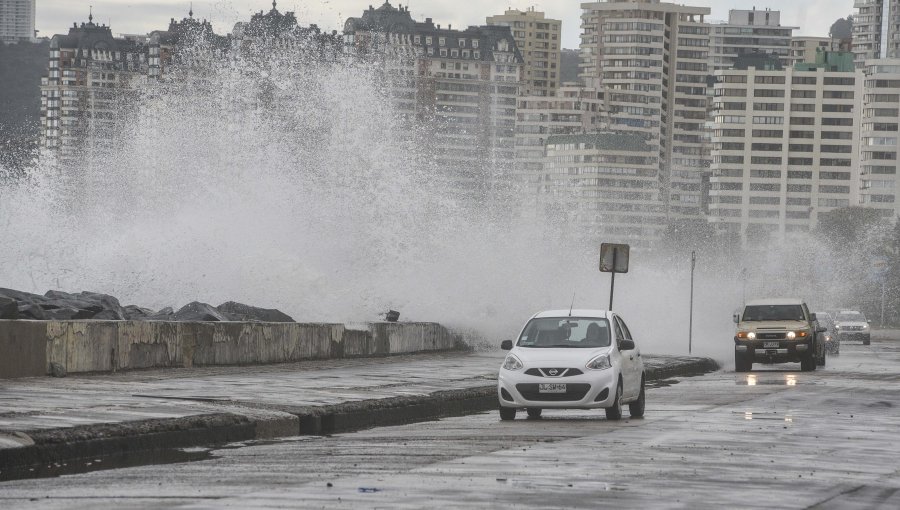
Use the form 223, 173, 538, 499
2, 338, 900, 509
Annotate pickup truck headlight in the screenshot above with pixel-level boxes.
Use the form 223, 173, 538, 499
736, 331, 756, 340
863, 324, 870, 330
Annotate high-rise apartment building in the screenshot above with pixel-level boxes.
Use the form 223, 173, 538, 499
540, 132, 667, 246
852, 0, 900, 68
40, 15, 149, 160
580, 0, 711, 220
344, 2, 523, 197
859, 58, 900, 216
708, 52, 862, 243
710, 9, 796, 72
0, 0, 36, 43
790, 37, 835, 66
486, 8, 561, 97
514, 85, 608, 192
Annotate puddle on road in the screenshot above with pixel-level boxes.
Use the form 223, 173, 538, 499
0, 447, 213, 482
647, 379, 680, 389
736, 374, 799, 386
736, 411, 796, 423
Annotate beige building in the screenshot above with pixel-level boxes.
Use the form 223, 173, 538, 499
859, 59, 900, 217
790, 37, 836, 66
853, 0, 900, 68
0, 0, 36, 43
708, 52, 862, 243
580, 0, 711, 220
540, 132, 667, 247
710, 9, 796, 72
486, 8, 561, 97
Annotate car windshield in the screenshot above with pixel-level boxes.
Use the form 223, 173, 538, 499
517, 317, 611, 348
742, 305, 805, 321
836, 312, 865, 321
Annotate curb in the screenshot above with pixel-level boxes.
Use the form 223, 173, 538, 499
0, 356, 719, 479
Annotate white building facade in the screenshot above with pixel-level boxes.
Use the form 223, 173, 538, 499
708, 56, 863, 243
0, 0, 35, 43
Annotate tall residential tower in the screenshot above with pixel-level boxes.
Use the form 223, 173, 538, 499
580, 0, 711, 220
486, 8, 561, 97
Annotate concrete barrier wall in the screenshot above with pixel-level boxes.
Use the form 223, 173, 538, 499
0, 321, 463, 378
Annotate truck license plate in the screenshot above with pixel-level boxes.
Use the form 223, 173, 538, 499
764, 342, 779, 348
539, 383, 566, 393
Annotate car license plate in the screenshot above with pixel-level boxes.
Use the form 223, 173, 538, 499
539, 383, 566, 393
764, 342, 779, 348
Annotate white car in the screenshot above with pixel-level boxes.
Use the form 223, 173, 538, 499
498, 309, 645, 421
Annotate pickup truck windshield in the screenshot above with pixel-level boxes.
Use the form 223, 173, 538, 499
742, 305, 805, 321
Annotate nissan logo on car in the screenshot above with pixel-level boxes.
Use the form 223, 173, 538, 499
548, 369, 558, 376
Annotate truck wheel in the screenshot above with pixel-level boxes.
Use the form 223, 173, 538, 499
800, 354, 816, 372
864, 338, 871, 346
735, 353, 752, 373
499, 407, 516, 421
817, 351, 826, 367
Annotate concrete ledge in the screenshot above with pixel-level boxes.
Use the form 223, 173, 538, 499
0, 320, 464, 378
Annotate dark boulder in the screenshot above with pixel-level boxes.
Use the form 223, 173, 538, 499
93, 309, 126, 320
216, 301, 295, 323
146, 307, 175, 320
123, 305, 155, 320
0, 296, 18, 319
18, 303, 47, 320
0, 288, 44, 303
44, 307, 82, 320
173, 302, 230, 322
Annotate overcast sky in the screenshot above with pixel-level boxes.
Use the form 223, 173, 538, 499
37, 1, 855, 48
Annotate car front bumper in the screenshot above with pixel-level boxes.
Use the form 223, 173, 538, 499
734, 339, 812, 362
498, 368, 618, 409
837, 331, 870, 342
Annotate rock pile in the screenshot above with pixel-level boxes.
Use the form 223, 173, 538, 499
0, 288, 295, 322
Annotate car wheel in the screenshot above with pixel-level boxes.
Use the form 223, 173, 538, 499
499, 407, 516, 421
817, 352, 826, 367
864, 339, 871, 346
735, 353, 752, 373
628, 379, 646, 418
800, 354, 816, 372
605, 383, 623, 421
526, 408, 542, 419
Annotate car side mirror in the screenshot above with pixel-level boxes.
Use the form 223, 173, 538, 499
816, 326, 827, 333
733, 313, 740, 324
501, 340, 513, 351
868, 320, 872, 323
810, 313, 818, 322
619, 339, 635, 351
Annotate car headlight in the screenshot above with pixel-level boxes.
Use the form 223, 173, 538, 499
835, 325, 841, 330
787, 331, 796, 340
737, 331, 756, 340
863, 324, 869, 330
502, 354, 523, 371
586, 354, 611, 370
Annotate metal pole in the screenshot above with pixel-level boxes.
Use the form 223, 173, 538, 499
609, 249, 617, 311
882, 279, 886, 328
689, 251, 696, 355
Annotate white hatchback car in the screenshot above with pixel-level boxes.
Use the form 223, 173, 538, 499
498, 309, 645, 421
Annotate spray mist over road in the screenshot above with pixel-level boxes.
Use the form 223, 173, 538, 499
0, 48, 865, 364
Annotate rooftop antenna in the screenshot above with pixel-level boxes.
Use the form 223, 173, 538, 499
568, 291, 576, 317
189, 2, 193, 18
89, 5, 93, 24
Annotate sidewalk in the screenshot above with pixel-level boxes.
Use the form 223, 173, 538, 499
0, 350, 718, 477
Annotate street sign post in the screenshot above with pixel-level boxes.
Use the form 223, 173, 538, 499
599, 243, 630, 311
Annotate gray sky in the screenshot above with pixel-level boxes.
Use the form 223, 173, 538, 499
38, 1, 855, 48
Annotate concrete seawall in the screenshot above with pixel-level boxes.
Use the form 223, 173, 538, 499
0, 321, 463, 379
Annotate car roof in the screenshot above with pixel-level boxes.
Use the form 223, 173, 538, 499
837, 310, 864, 314
745, 298, 804, 306
531, 309, 612, 320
